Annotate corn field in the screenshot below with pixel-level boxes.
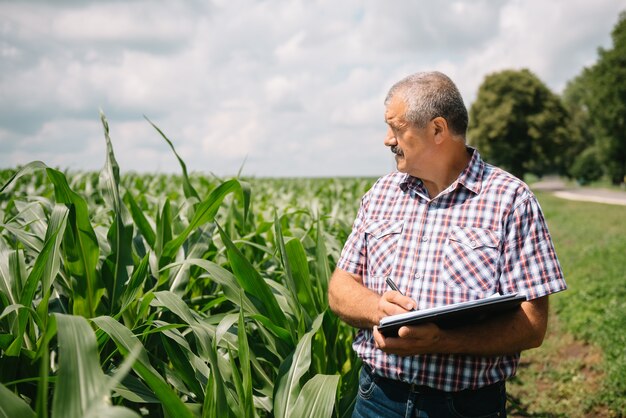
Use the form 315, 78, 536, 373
0, 114, 374, 418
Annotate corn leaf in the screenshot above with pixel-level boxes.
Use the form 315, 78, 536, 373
144, 116, 200, 201
314, 217, 332, 307
217, 223, 288, 329
151, 290, 212, 358
99, 112, 134, 313
46, 168, 103, 317
273, 314, 323, 418
0, 161, 47, 194
0, 382, 36, 418
123, 190, 156, 249
291, 374, 340, 418
160, 334, 205, 401
237, 302, 254, 418
163, 258, 262, 317
91, 315, 195, 418
117, 253, 150, 317
51, 314, 140, 418
6, 213, 66, 355
162, 179, 250, 263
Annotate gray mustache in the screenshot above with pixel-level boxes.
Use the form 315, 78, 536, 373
391, 146, 403, 156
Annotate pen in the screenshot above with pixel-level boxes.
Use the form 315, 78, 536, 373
385, 276, 416, 311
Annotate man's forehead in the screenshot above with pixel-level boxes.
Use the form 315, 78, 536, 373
385, 96, 407, 124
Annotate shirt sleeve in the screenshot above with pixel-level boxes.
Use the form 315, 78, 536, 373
336, 191, 370, 277
499, 194, 567, 299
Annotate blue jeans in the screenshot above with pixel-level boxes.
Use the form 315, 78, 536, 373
353, 365, 507, 418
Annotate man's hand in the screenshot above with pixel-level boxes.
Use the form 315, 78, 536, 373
376, 290, 416, 322
373, 323, 442, 356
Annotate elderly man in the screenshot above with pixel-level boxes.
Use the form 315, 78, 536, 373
328, 71, 566, 418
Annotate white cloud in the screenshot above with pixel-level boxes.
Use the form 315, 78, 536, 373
1, 0, 625, 177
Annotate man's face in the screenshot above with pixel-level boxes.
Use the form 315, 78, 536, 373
383, 95, 433, 176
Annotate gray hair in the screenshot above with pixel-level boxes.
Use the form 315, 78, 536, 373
384, 71, 468, 137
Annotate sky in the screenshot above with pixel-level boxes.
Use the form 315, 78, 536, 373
1, 0, 625, 178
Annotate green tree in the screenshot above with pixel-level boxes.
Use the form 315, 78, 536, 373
561, 72, 597, 180
468, 69, 570, 180
580, 11, 626, 185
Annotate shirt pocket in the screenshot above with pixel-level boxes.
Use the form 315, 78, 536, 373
443, 226, 501, 293
364, 219, 404, 281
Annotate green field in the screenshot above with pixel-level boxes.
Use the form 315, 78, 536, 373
1, 124, 625, 417
507, 192, 626, 417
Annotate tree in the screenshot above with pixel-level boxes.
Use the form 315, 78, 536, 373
468, 69, 570, 180
561, 72, 597, 180
580, 11, 626, 185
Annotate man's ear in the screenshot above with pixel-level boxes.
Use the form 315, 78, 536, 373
431, 117, 449, 144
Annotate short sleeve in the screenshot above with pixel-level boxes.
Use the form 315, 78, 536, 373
336, 192, 370, 276
498, 195, 567, 299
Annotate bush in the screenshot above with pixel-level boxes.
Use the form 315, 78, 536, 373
569, 147, 603, 184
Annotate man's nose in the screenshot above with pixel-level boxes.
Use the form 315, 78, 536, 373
384, 128, 397, 147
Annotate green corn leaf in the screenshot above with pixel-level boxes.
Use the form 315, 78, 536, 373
35, 315, 57, 418
160, 334, 205, 401
226, 345, 245, 417
91, 315, 195, 418
51, 313, 104, 418
151, 290, 212, 357
0, 382, 36, 418
237, 302, 254, 418
0, 161, 47, 194
51, 314, 140, 418
123, 190, 156, 249
46, 168, 103, 317
273, 215, 304, 319
36, 205, 69, 330
202, 332, 235, 418
117, 253, 150, 317
161, 179, 250, 263
99, 113, 135, 313
291, 374, 340, 418
282, 226, 318, 317
0, 248, 20, 310
217, 223, 288, 330
163, 258, 262, 317
0, 222, 43, 254
6, 213, 65, 355
144, 116, 200, 201
273, 314, 324, 418
91, 316, 159, 376
215, 313, 239, 346
314, 217, 332, 308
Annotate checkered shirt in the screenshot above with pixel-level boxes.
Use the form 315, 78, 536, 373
337, 148, 566, 391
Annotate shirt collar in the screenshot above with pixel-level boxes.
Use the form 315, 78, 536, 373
398, 146, 483, 197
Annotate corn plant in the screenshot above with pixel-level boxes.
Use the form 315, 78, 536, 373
0, 113, 370, 417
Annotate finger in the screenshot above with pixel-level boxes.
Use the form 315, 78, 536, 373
397, 323, 440, 342
382, 291, 416, 312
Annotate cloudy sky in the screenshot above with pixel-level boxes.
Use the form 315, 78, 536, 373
1, 0, 625, 177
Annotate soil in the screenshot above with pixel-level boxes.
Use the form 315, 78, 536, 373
506, 314, 613, 418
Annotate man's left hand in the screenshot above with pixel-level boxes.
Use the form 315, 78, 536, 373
373, 323, 442, 356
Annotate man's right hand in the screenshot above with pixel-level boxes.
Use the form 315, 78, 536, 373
377, 291, 416, 322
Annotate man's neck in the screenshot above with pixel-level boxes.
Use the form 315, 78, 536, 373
422, 146, 471, 198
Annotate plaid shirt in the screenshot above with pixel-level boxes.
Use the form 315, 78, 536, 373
337, 148, 566, 391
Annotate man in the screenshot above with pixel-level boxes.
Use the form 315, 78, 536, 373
328, 71, 566, 418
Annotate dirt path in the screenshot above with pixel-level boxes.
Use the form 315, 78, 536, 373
531, 178, 626, 206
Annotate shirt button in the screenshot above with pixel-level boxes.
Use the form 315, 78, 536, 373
470, 240, 477, 248
415, 274, 422, 280
422, 236, 429, 242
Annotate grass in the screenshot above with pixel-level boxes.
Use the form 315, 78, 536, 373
507, 192, 626, 417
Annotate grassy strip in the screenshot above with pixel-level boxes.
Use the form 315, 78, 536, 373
508, 192, 626, 416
